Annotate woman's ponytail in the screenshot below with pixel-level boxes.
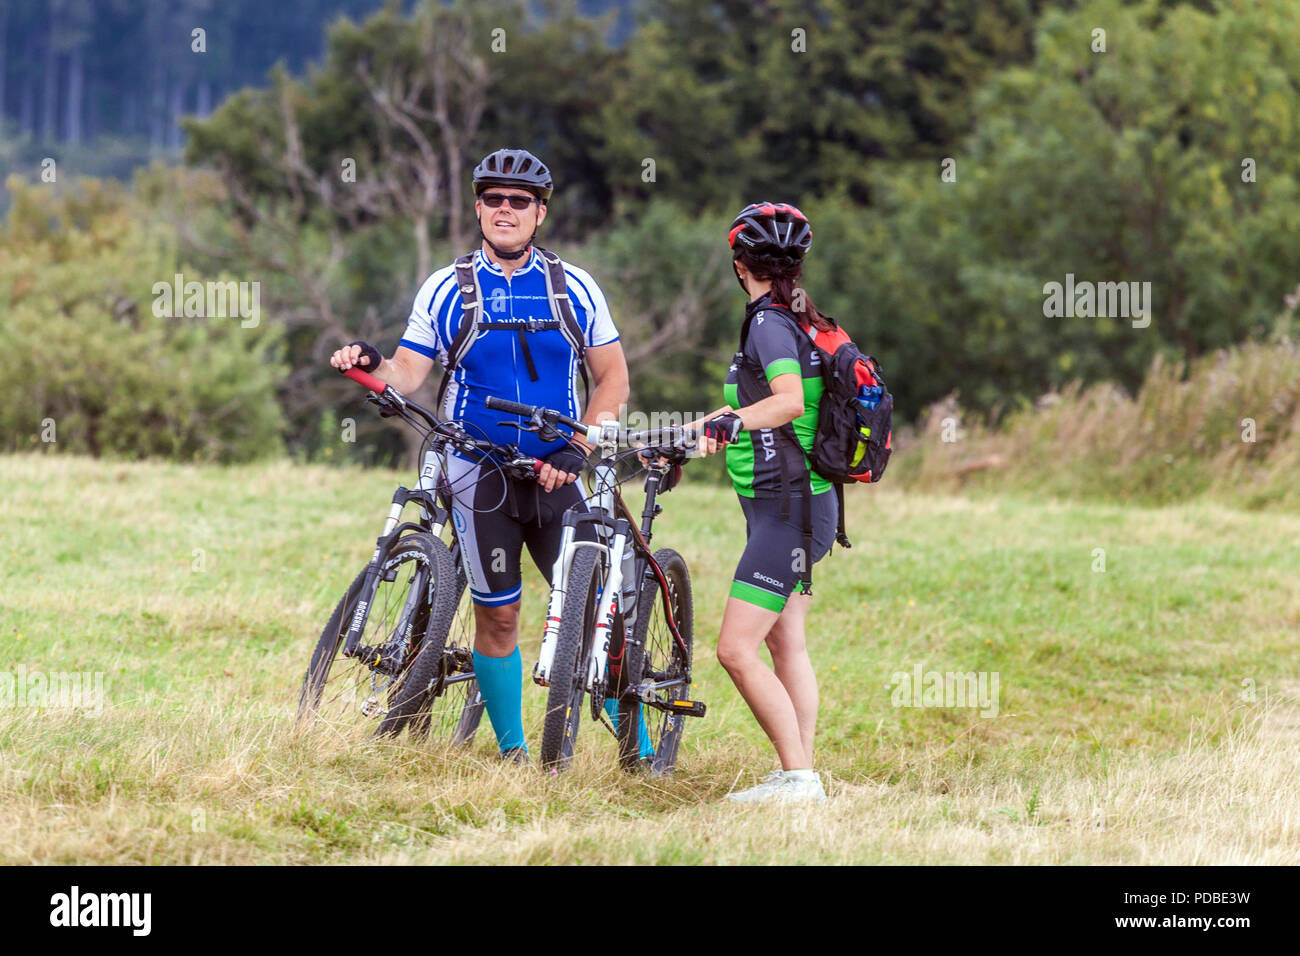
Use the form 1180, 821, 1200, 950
738, 251, 833, 332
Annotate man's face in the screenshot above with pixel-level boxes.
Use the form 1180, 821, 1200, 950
476, 186, 547, 253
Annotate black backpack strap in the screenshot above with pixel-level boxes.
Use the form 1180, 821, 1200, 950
435, 252, 482, 413
738, 310, 814, 594
834, 482, 850, 549
536, 246, 590, 404
435, 248, 591, 405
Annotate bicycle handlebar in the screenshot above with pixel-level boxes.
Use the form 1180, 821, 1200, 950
342, 366, 388, 395
485, 395, 696, 455
484, 395, 591, 437
339, 367, 544, 476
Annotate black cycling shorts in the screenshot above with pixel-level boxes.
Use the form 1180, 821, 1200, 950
446, 453, 596, 607
730, 490, 838, 612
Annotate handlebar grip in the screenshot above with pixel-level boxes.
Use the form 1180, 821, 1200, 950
484, 395, 536, 417
342, 366, 388, 394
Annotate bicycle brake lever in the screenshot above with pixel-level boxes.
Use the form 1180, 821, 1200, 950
367, 394, 403, 419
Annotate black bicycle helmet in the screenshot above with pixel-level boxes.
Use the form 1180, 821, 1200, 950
728, 202, 812, 258
472, 147, 553, 202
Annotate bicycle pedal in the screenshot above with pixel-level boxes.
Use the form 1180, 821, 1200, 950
666, 699, 706, 718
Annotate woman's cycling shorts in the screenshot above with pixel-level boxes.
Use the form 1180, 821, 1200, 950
730, 489, 838, 612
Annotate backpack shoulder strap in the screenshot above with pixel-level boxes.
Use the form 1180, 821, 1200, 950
535, 246, 590, 403
435, 252, 482, 413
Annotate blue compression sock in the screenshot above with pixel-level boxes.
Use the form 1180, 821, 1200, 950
604, 698, 654, 760
473, 647, 527, 753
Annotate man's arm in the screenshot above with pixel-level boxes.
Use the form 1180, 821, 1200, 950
574, 340, 630, 451
536, 340, 629, 491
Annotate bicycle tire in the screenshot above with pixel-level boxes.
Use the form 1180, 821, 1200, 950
399, 558, 485, 745
617, 547, 693, 774
540, 546, 603, 771
296, 569, 365, 720
376, 535, 460, 735
297, 532, 450, 737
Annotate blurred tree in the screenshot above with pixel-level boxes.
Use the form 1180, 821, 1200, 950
0, 174, 285, 461
808, 0, 1300, 417
593, 0, 1067, 209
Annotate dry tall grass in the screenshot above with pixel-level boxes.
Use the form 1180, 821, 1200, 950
899, 339, 1300, 510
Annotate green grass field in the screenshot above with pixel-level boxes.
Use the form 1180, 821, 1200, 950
2, 454, 1298, 864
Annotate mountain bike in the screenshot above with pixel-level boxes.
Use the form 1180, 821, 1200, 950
486, 396, 707, 774
297, 367, 541, 743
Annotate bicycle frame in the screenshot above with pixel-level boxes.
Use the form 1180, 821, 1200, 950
534, 424, 689, 705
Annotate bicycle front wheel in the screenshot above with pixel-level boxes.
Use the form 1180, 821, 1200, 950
399, 555, 485, 746
540, 546, 603, 771
618, 547, 693, 774
298, 532, 453, 738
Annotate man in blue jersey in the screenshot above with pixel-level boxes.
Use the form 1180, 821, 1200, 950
330, 148, 630, 761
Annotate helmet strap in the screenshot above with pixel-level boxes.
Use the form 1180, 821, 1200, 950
481, 228, 536, 261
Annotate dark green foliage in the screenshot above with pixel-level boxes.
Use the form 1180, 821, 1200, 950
1, 176, 285, 462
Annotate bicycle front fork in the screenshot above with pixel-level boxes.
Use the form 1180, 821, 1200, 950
534, 511, 638, 693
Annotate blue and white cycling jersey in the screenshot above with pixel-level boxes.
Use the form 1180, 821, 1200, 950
398, 248, 619, 459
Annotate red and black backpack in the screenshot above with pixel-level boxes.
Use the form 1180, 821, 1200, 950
739, 307, 894, 568
806, 321, 893, 493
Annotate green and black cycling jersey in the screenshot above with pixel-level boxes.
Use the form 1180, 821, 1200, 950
722, 294, 830, 497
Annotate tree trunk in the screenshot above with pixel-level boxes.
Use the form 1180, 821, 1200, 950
0, 7, 8, 126
65, 43, 83, 144
40, 30, 58, 142
149, 68, 165, 150
20, 72, 34, 135
448, 154, 466, 250
168, 78, 184, 149
413, 214, 432, 286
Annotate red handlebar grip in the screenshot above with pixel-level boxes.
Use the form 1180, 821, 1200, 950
343, 366, 388, 394
532, 458, 544, 473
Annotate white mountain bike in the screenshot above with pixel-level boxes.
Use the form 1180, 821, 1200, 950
486, 396, 707, 774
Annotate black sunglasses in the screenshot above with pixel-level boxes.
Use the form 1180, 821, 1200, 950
480, 192, 544, 210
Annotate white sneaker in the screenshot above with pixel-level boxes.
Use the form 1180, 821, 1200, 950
726, 770, 827, 804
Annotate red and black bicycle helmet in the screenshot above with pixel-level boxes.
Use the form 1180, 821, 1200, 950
472, 147, 553, 202
728, 202, 812, 258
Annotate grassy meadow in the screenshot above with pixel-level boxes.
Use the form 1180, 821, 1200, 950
2, 453, 1298, 864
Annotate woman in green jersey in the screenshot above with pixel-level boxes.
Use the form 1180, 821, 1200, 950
696, 202, 838, 804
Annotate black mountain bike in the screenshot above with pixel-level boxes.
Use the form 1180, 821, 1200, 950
486, 396, 707, 774
297, 367, 541, 743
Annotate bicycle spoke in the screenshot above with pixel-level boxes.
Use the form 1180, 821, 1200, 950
303, 540, 436, 736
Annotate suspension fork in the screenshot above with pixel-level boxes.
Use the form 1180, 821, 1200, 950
342, 448, 446, 658
534, 510, 614, 685
586, 519, 631, 692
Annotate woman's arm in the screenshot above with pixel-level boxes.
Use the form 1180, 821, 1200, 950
727, 372, 804, 430
691, 373, 803, 457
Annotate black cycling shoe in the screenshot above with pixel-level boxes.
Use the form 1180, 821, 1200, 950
499, 746, 530, 765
